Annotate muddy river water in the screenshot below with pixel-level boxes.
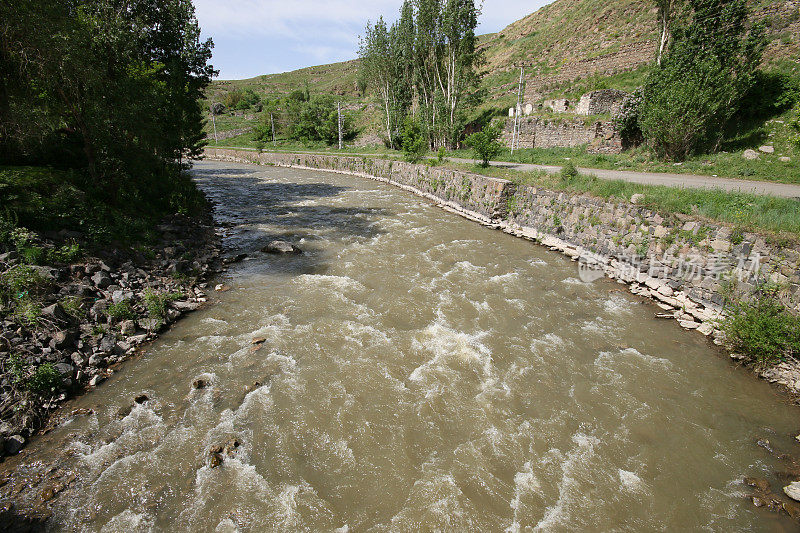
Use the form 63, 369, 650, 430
5, 159, 800, 531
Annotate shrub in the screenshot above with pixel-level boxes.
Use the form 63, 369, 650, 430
143, 289, 181, 320
7, 355, 62, 396
107, 299, 136, 322
561, 160, 579, 180
638, 0, 765, 160
401, 117, 427, 163
60, 296, 84, 319
465, 123, 503, 168
437, 146, 447, 163
612, 88, 644, 149
721, 290, 800, 368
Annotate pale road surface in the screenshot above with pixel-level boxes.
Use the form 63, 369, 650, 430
216, 147, 800, 199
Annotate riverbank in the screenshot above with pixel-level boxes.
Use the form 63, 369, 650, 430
0, 212, 222, 458
204, 148, 800, 398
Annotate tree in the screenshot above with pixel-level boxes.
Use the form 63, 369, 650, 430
639, 0, 765, 160
360, 17, 402, 148
361, 0, 484, 150
0, 0, 215, 194
465, 123, 502, 168
401, 117, 427, 162
654, 0, 678, 66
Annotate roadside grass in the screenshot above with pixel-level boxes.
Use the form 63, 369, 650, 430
443, 161, 800, 238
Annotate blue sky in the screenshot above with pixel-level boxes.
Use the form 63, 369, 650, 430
193, 1, 554, 80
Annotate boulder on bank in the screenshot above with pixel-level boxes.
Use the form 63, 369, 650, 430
262, 240, 302, 255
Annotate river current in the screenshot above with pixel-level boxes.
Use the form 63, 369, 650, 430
5, 159, 800, 531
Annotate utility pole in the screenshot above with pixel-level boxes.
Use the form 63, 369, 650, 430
337, 101, 343, 150
511, 65, 526, 156
210, 104, 218, 146
270, 112, 276, 146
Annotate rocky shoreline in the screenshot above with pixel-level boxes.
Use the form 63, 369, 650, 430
0, 211, 223, 458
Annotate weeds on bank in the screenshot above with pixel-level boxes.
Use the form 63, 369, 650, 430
6, 354, 62, 398
0, 265, 51, 325
143, 289, 182, 322
720, 286, 800, 369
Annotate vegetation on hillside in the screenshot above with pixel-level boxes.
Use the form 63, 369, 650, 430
638, 0, 767, 159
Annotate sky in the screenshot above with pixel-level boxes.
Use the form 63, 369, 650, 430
193, 1, 554, 80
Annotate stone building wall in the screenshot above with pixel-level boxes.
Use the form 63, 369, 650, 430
574, 89, 628, 116
208, 127, 252, 142
501, 118, 622, 154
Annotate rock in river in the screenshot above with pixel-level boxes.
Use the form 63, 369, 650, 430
785, 482, 800, 502
262, 240, 302, 255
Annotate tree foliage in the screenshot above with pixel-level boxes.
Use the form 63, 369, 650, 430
254, 94, 355, 147
360, 0, 483, 150
0, 0, 215, 205
465, 123, 502, 168
639, 0, 765, 160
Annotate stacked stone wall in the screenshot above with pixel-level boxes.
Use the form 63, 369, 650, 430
501, 118, 622, 154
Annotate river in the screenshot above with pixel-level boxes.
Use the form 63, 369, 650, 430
3, 159, 799, 531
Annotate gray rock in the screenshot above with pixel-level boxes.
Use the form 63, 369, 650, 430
50, 330, 77, 350
71, 352, 86, 366
91, 271, 112, 289
742, 149, 760, 160
784, 482, 800, 502
54, 363, 74, 378
262, 240, 302, 255
780, 156, 791, 162
758, 145, 774, 154
88, 354, 106, 367
128, 334, 149, 345
630, 193, 645, 205
89, 374, 105, 387
172, 301, 200, 312
42, 304, 70, 324
120, 320, 136, 336
99, 336, 117, 353
4, 434, 25, 455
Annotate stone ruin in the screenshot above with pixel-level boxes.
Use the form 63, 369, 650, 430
542, 99, 570, 113
574, 89, 627, 116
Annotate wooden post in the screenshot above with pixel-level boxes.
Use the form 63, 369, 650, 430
270, 113, 276, 146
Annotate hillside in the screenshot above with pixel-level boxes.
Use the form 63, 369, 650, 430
205, 0, 800, 139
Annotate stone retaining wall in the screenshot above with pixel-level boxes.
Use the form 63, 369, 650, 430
501, 118, 622, 154
203, 148, 800, 392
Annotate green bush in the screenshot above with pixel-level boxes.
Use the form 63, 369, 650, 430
143, 289, 182, 320
465, 123, 503, 168
638, 0, 765, 160
401, 118, 427, 163
7, 355, 62, 396
560, 160, 579, 180
107, 299, 136, 322
721, 290, 800, 368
